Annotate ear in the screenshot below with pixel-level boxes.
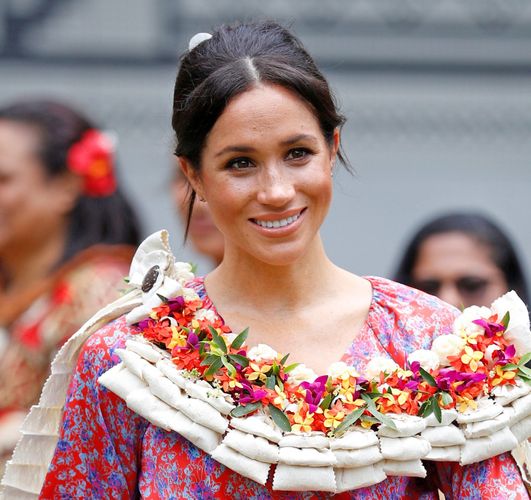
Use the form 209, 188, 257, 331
178, 156, 205, 200
50, 172, 83, 215
330, 128, 340, 164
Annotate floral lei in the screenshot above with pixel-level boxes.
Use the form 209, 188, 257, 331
132, 274, 531, 437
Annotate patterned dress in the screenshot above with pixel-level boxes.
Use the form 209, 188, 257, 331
40, 277, 530, 499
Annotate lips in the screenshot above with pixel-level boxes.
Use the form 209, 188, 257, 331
250, 208, 306, 229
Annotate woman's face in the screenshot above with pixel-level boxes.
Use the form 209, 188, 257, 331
182, 84, 338, 267
0, 120, 73, 257
411, 231, 508, 308
172, 166, 224, 265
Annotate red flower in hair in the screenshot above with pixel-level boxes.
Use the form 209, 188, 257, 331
67, 129, 117, 197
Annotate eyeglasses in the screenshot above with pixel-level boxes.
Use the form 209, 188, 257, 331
411, 276, 492, 299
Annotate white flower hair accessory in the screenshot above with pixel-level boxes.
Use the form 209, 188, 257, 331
189, 32, 212, 51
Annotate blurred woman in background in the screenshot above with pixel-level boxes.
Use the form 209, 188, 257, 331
172, 165, 224, 267
394, 212, 529, 309
0, 99, 141, 469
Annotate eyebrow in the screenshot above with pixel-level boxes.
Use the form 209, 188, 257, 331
214, 133, 319, 158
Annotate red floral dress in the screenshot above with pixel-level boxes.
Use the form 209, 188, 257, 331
40, 277, 530, 499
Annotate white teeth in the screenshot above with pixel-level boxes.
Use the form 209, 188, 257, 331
255, 212, 301, 229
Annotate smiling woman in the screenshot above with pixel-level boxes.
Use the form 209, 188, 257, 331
8, 21, 530, 499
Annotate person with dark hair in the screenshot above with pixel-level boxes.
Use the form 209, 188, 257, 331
0, 99, 141, 471
394, 212, 529, 309
8, 23, 529, 498
172, 162, 224, 267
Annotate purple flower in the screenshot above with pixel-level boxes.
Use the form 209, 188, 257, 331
473, 319, 504, 338
238, 380, 268, 405
300, 375, 328, 413
493, 344, 516, 365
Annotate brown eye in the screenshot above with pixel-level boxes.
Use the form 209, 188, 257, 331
228, 158, 253, 170
456, 277, 489, 297
286, 148, 309, 161
412, 280, 441, 296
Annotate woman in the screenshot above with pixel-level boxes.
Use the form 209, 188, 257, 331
0, 100, 140, 470
394, 213, 529, 309
172, 164, 224, 267
10, 23, 528, 498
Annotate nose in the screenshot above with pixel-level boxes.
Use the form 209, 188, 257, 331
256, 165, 295, 207
438, 284, 463, 309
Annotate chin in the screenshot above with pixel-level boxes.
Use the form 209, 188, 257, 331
251, 243, 310, 267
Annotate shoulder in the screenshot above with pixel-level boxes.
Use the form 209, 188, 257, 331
367, 276, 459, 324
365, 276, 459, 360
60, 245, 134, 287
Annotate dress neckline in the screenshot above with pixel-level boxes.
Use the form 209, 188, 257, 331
186, 275, 381, 372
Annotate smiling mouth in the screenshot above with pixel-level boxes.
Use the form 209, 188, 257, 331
251, 209, 305, 229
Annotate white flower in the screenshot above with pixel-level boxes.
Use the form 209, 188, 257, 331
327, 361, 359, 380
484, 344, 502, 365
194, 309, 218, 323
174, 262, 195, 284
491, 291, 531, 355
288, 363, 317, 384
247, 344, 278, 363
182, 287, 199, 302
453, 306, 492, 337
407, 349, 440, 372
365, 357, 400, 379
431, 334, 466, 366
327, 361, 348, 379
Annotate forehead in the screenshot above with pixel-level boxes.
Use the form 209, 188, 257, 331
0, 120, 42, 168
204, 84, 322, 152
415, 232, 498, 276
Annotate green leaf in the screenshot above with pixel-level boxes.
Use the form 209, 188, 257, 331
440, 391, 453, 406
279, 353, 290, 366
419, 400, 434, 418
500, 311, 511, 329
518, 365, 531, 378
230, 401, 261, 418
200, 354, 220, 366
272, 364, 280, 376
123, 276, 130, 283
204, 357, 223, 377
361, 393, 397, 430
268, 404, 291, 432
227, 354, 249, 368
319, 393, 333, 410
221, 356, 236, 378
208, 325, 227, 354
333, 406, 365, 436
518, 352, 531, 367
190, 262, 198, 274
502, 363, 519, 371
419, 367, 438, 388
231, 327, 249, 350
265, 375, 276, 390
157, 293, 169, 303
432, 397, 442, 423
284, 363, 300, 373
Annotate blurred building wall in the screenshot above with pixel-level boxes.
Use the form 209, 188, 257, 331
1, 0, 530, 278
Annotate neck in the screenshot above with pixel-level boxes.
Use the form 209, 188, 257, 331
207, 235, 339, 312
1, 230, 67, 294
